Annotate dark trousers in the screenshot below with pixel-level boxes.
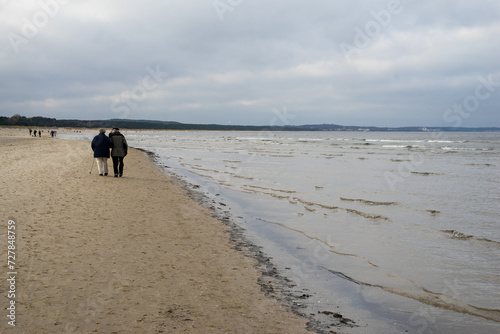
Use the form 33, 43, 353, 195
112, 156, 124, 175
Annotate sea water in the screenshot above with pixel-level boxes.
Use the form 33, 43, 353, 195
62, 131, 500, 333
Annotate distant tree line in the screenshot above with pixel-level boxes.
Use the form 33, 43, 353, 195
1, 114, 498, 132
1, 115, 59, 127
0, 114, 295, 131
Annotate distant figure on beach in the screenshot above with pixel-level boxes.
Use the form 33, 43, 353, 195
33, 130, 37, 137
38, 130, 41, 137
91, 129, 111, 176
29, 129, 32, 136
109, 128, 128, 177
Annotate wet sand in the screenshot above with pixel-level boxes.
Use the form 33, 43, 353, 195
0, 128, 311, 333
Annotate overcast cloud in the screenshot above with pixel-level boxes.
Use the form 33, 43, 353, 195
1, 0, 499, 127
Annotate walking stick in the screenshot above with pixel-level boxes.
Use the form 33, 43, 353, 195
89, 157, 95, 174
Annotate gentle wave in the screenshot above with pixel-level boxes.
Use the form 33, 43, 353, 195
382, 145, 426, 149
244, 185, 297, 194
290, 197, 392, 221
235, 137, 276, 141
465, 163, 495, 167
365, 139, 465, 144
428, 140, 466, 143
340, 197, 398, 206
298, 138, 325, 142
411, 171, 442, 176
441, 230, 500, 245
187, 165, 255, 181
241, 187, 392, 222
257, 218, 378, 263
257, 214, 500, 323
441, 147, 494, 151
321, 268, 500, 323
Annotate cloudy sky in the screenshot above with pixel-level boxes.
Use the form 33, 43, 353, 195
1, 0, 499, 127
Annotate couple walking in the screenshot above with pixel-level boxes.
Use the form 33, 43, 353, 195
91, 128, 128, 177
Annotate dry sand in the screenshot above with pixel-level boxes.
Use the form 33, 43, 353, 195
0, 128, 312, 333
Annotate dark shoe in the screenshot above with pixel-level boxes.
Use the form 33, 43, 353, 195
104, 173, 108, 176
119, 174, 123, 177
114, 174, 118, 177
99, 174, 103, 176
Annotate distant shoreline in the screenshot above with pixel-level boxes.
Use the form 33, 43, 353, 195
1, 115, 499, 132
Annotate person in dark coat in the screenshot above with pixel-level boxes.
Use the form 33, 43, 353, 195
109, 128, 128, 177
91, 129, 112, 176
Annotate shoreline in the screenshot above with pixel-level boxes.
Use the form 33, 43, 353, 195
134, 147, 343, 333
125, 130, 500, 334
0, 130, 314, 333
136, 147, 361, 334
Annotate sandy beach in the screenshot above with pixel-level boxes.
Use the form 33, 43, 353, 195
0, 128, 311, 333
